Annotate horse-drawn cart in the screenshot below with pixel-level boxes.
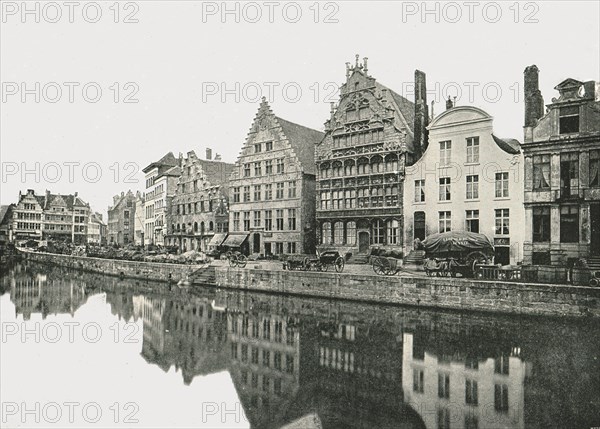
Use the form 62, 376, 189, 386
420, 231, 494, 278
283, 250, 345, 272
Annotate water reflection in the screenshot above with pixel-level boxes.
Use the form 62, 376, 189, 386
2, 261, 599, 429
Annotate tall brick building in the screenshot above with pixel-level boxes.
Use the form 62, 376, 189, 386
522, 66, 600, 265
227, 99, 324, 256
315, 57, 420, 256
165, 150, 234, 252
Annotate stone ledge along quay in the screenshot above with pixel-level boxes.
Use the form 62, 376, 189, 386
19, 249, 600, 318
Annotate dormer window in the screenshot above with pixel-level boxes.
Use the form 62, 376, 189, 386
559, 106, 579, 134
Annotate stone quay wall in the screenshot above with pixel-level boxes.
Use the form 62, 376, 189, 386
21, 250, 200, 283
215, 266, 600, 318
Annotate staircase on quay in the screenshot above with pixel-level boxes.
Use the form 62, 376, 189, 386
189, 266, 217, 285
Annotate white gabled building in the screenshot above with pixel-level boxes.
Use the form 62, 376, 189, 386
403, 104, 525, 265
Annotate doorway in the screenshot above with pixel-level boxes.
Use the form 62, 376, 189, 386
495, 247, 510, 266
253, 233, 261, 254
358, 231, 370, 253
591, 204, 600, 255
414, 212, 426, 241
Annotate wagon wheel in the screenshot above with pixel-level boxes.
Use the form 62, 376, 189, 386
335, 256, 345, 273
372, 257, 389, 276
237, 254, 247, 268
466, 251, 487, 277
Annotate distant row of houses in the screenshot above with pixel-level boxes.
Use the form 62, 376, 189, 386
2, 58, 599, 267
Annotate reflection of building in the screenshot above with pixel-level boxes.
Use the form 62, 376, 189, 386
404, 104, 525, 265
165, 150, 234, 252
143, 152, 180, 246
402, 331, 528, 429
522, 66, 600, 265
315, 58, 420, 256
0, 204, 15, 245
227, 309, 301, 427
227, 99, 323, 256
108, 191, 137, 246
8, 264, 88, 320
134, 193, 145, 246
133, 295, 228, 384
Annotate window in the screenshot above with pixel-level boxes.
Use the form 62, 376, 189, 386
243, 212, 250, 231
288, 209, 296, 230
254, 143, 262, 153
264, 184, 272, 200
322, 222, 332, 245
274, 352, 282, 370
233, 212, 240, 231
275, 242, 284, 254
533, 207, 550, 242
252, 347, 259, 364
253, 211, 261, 228
263, 350, 270, 366
243, 186, 250, 202
346, 221, 356, 245
440, 141, 451, 166
590, 150, 600, 187
387, 220, 399, 245
332, 190, 343, 209
495, 209, 509, 235
254, 162, 262, 176
288, 181, 297, 198
413, 369, 424, 393
320, 191, 330, 209
265, 210, 273, 231
439, 211, 451, 233
276, 158, 285, 173
244, 164, 251, 177
265, 141, 273, 151
344, 161, 355, 176
276, 183, 284, 199
265, 160, 273, 175
560, 205, 579, 243
495, 354, 509, 375
373, 220, 385, 244
438, 373, 450, 399
559, 105, 579, 134
287, 242, 296, 253
466, 379, 478, 405
334, 221, 344, 244
496, 172, 509, 198
466, 210, 479, 233
533, 155, 551, 190
494, 384, 509, 412
466, 175, 479, 199
344, 189, 356, 209
253, 185, 261, 201
276, 210, 284, 231
466, 137, 479, 163
439, 177, 451, 201
560, 152, 579, 197
415, 180, 425, 202
385, 185, 398, 207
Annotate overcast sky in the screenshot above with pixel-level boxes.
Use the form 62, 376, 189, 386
2, 1, 599, 216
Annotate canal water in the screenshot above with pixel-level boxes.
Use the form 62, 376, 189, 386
1, 261, 599, 429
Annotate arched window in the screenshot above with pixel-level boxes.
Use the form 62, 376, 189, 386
200, 222, 205, 235
346, 221, 357, 245
344, 160, 355, 176
332, 161, 343, 177
322, 222, 332, 245
209, 221, 214, 231
357, 158, 369, 175
177, 223, 181, 232
333, 221, 344, 244
172, 224, 175, 233
194, 222, 198, 233
385, 154, 399, 172
371, 156, 383, 174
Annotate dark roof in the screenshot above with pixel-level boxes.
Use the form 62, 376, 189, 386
156, 165, 181, 179
0, 205, 11, 225
276, 116, 324, 175
196, 158, 235, 187
387, 88, 415, 133
492, 134, 521, 154
142, 152, 178, 173
29, 193, 89, 210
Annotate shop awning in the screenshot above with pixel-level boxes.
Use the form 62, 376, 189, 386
222, 234, 249, 248
208, 233, 227, 247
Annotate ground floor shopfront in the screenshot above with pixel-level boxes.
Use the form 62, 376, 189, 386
223, 230, 311, 257
524, 201, 600, 265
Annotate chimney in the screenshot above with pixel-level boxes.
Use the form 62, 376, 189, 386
446, 96, 454, 110
524, 65, 544, 127
583, 80, 596, 100
413, 69, 429, 157
206, 148, 212, 160
74, 192, 78, 197
215, 153, 222, 161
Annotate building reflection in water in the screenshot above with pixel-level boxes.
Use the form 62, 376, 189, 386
5, 262, 599, 429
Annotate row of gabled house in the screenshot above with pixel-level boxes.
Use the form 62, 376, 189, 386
134, 58, 598, 267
